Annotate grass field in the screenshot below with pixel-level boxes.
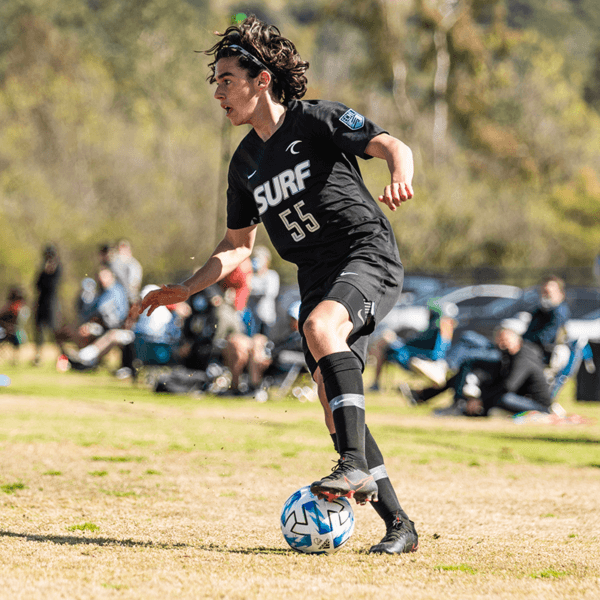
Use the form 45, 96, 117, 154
1, 353, 600, 599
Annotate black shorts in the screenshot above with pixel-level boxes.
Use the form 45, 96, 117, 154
298, 259, 403, 375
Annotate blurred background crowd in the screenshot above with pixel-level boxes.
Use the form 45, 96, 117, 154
2, 240, 599, 413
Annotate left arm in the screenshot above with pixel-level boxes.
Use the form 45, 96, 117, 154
365, 133, 414, 211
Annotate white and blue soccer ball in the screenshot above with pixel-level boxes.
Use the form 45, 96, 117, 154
280, 485, 355, 554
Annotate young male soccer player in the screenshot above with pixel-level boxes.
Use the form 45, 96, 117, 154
138, 15, 418, 554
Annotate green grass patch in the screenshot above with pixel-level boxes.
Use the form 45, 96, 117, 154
1, 482, 26, 494
101, 489, 138, 497
67, 522, 100, 533
435, 564, 477, 575
89, 470, 108, 477
530, 569, 571, 578
42, 470, 62, 476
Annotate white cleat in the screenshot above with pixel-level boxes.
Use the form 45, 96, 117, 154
410, 358, 448, 388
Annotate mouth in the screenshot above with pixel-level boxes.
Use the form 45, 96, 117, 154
221, 104, 232, 116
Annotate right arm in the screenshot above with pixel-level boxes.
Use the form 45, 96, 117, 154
139, 225, 257, 316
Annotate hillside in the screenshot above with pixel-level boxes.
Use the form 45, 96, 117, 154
1, 0, 599, 310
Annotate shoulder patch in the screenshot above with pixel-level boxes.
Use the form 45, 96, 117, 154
339, 109, 365, 131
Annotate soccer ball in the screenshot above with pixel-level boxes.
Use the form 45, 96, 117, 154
280, 485, 355, 554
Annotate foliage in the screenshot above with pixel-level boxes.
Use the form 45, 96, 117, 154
1, 0, 600, 308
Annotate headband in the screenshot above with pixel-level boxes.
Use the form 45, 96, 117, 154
227, 44, 271, 74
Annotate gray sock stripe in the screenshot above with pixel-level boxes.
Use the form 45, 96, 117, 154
369, 464, 388, 481
329, 393, 365, 412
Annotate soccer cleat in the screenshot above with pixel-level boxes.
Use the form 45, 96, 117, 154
410, 357, 448, 388
369, 513, 419, 554
310, 457, 378, 504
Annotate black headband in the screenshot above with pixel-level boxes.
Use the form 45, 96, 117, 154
227, 44, 271, 72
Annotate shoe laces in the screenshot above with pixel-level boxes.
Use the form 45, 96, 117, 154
383, 514, 412, 541
325, 456, 357, 478
332, 457, 351, 471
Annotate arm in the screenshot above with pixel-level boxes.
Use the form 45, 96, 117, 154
139, 225, 257, 316
365, 133, 414, 211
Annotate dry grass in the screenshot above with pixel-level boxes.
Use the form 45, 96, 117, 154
1, 363, 600, 599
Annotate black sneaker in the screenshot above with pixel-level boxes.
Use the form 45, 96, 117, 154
369, 513, 419, 554
398, 382, 423, 406
310, 456, 378, 505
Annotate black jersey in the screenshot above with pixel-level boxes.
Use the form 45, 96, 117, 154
226, 99, 402, 298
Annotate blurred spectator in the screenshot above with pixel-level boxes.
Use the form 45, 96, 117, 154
222, 257, 253, 313
57, 268, 129, 350
432, 325, 557, 418
110, 239, 143, 374
76, 277, 98, 322
80, 268, 129, 330
221, 299, 303, 395
67, 284, 188, 373
247, 246, 280, 336
178, 285, 224, 371
411, 275, 570, 388
98, 243, 114, 268
111, 239, 143, 306
214, 259, 253, 341
522, 275, 570, 363
33, 244, 63, 365
0, 287, 30, 364
369, 300, 456, 391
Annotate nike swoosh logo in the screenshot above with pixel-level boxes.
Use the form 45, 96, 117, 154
339, 271, 357, 277
248, 170, 257, 179
357, 309, 365, 324
286, 141, 301, 154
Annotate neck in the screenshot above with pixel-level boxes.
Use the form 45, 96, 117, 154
251, 99, 287, 141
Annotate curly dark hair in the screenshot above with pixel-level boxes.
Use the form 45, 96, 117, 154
204, 15, 309, 105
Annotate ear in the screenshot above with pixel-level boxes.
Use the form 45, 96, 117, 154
257, 70, 271, 89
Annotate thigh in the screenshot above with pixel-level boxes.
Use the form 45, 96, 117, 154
300, 261, 402, 375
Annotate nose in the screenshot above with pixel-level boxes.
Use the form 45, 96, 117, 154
214, 85, 224, 100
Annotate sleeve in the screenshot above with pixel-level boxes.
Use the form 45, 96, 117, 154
226, 161, 261, 230
502, 354, 532, 394
309, 100, 388, 160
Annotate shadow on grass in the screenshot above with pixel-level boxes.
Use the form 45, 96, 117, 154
0, 530, 187, 548
490, 433, 600, 445
0, 530, 293, 554
196, 543, 294, 555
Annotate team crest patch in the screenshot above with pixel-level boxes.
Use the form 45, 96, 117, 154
339, 109, 365, 131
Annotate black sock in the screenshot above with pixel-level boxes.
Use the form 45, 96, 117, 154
365, 425, 410, 527
318, 351, 366, 469
330, 433, 339, 454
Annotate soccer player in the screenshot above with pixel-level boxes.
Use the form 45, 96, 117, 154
138, 15, 417, 554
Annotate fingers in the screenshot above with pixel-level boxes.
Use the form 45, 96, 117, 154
378, 182, 414, 211
139, 286, 183, 317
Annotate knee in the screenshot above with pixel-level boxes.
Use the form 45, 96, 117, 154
302, 313, 329, 345
304, 312, 348, 347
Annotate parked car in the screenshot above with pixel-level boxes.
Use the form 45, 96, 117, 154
481, 286, 600, 341
377, 283, 525, 340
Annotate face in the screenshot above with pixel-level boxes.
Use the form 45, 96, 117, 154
495, 329, 520, 354
214, 57, 262, 126
540, 280, 564, 308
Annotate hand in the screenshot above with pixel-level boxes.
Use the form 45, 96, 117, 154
378, 181, 413, 211
137, 284, 191, 317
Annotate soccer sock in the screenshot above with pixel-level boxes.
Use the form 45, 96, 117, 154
330, 433, 339, 454
318, 351, 367, 470
365, 425, 410, 527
